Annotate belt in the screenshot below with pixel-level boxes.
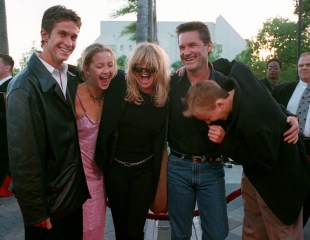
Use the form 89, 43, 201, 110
114, 155, 153, 167
170, 149, 222, 163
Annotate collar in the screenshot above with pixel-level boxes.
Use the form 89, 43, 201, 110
0, 75, 12, 86
177, 62, 214, 85
38, 57, 68, 75
298, 80, 309, 88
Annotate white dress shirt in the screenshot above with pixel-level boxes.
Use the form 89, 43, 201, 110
38, 57, 68, 97
287, 80, 310, 137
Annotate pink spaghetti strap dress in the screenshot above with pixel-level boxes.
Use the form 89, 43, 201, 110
76, 94, 106, 240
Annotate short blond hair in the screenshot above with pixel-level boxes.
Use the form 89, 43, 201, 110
183, 80, 229, 117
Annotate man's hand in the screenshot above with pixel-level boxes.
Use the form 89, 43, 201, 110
34, 218, 52, 230
284, 116, 299, 144
208, 125, 225, 143
177, 66, 185, 77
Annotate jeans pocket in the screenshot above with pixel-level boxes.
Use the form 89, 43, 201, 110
168, 154, 183, 164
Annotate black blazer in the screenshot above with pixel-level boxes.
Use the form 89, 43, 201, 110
272, 81, 299, 106
260, 77, 272, 92
6, 53, 89, 225
95, 70, 127, 173
220, 61, 310, 225
95, 70, 168, 189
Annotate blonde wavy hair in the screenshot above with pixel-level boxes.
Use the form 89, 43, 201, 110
125, 42, 170, 107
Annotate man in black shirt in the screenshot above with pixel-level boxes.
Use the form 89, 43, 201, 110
167, 21, 300, 240
167, 21, 230, 240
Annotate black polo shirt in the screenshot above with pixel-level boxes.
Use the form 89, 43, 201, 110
168, 65, 229, 155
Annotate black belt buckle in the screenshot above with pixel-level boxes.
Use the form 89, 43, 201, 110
192, 155, 206, 163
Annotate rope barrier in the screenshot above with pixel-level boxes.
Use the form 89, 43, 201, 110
146, 188, 241, 221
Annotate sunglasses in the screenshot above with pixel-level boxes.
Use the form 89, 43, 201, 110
132, 65, 157, 74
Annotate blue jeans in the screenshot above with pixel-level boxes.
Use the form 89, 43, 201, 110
168, 154, 228, 240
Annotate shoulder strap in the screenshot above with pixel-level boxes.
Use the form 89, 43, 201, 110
76, 93, 86, 113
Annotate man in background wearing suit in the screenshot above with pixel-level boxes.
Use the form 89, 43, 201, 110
0, 53, 14, 187
260, 58, 282, 92
273, 52, 310, 227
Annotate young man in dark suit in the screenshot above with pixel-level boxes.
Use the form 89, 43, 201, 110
273, 52, 310, 227
0, 54, 14, 187
6, 6, 89, 240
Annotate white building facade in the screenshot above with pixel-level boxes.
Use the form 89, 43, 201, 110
95, 16, 247, 64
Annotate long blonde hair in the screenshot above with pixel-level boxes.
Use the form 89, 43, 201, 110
125, 42, 170, 107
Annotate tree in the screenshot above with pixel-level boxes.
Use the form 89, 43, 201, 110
294, 0, 310, 26
112, 0, 158, 43
111, 0, 137, 17
0, 0, 9, 54
234, 0, 310, 81
209, 43, 222, 62
235, 15, 310, 81
19, 44, 38, 70
153, 0, 158, 44
171, 61, 183, 73
117, 54, 127, 70
136, 0, 148, 42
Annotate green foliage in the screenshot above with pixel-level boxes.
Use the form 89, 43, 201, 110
294, 0, 310, 24
111, 0, 137, 18
117, 54, 128, 70
209, 43, 222, 62
171, 61, 183, 73
111, 1, 138, 41
19, 45, 38, 70
234, 15, 310, 82
120, 22, 137, 41
12, 68, 20, 76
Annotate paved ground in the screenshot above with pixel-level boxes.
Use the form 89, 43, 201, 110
1, 165, 309, 239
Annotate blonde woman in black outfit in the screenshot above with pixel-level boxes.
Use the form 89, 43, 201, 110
95, 42, 170, 240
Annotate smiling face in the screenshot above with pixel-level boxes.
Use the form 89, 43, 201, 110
40, 21, 79, 69
84, 51, 115, 91
132, 65, 157, 93
298, 54, 310, 84
178, 31, 212, 72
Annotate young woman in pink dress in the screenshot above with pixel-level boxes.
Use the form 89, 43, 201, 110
75, 43, 117, 240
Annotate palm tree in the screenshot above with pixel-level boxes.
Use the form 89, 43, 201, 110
136, 0, 148, 42
153, 0, 158, 44
147, 0, 153, 42
0, 0, 9, 54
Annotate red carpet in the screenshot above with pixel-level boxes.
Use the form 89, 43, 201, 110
0, 175, 14, 197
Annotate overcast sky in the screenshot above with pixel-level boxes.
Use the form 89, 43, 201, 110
5, 0, 297, 67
